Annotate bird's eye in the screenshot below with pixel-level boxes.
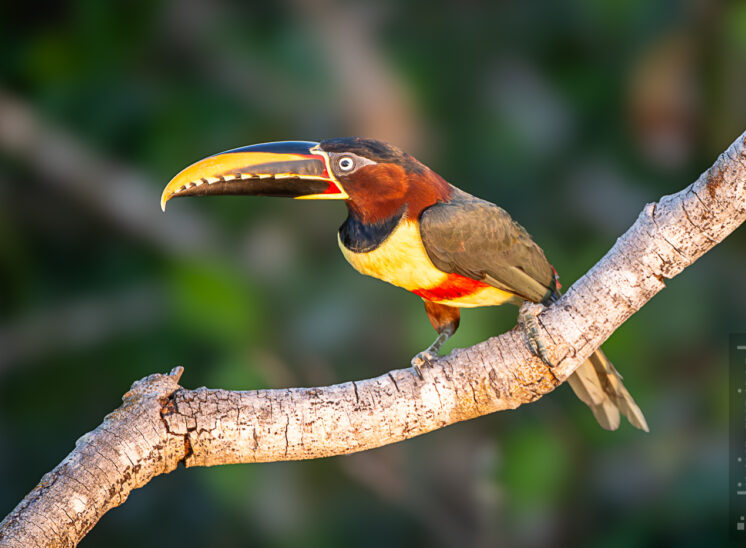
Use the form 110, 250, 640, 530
338, 156, 355, 172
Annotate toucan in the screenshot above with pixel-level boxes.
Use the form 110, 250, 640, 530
161, 138, 648, 431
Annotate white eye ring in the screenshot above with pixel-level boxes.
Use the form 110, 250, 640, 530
338, 156, 355, 171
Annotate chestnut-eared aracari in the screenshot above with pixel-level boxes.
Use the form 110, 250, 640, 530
161, 138, 647, 431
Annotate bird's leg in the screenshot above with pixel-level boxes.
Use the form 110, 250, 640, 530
411, 326, 456, 379
518, 302, 558, 378
412, 301, 461, 379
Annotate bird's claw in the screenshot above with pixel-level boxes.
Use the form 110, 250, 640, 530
411, 350, 438, 379
518, 302, 556, 370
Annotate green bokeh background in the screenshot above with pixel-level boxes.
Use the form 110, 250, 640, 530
1, 1, 745, 546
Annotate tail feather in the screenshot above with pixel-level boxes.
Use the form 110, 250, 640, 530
567, 349, 648, 432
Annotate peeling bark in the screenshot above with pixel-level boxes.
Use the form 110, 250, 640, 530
1, 131, 745, 547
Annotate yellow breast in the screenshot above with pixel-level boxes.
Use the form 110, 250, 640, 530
337, 220, 517, 308
338, 220, 446, 291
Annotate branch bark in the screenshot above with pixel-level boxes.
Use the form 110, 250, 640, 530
2, 131, 745, 547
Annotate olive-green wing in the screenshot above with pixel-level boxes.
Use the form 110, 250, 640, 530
420, 192, 648, 431
419, 191, 555, 303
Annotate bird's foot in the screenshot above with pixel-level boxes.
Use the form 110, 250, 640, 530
411, 350, 438, 380
518, 302, 557, 372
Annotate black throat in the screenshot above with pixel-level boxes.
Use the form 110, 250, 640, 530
338, 208, 404, 253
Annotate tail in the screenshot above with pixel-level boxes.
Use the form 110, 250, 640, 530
566, 349, 649, 432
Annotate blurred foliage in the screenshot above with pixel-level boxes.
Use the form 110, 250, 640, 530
1, 0, 745, 546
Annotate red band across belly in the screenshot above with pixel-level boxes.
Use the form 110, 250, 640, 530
412, 273, 491, 302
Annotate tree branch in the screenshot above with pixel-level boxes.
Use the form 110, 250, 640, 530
2, 131, 745, 547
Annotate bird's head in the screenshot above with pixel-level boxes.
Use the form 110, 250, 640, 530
161, 138, 451, 222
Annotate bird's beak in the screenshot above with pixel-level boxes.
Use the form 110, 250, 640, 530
160, 141, 348, 211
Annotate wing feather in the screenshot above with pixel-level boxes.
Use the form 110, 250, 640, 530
420, 190, 555, 302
